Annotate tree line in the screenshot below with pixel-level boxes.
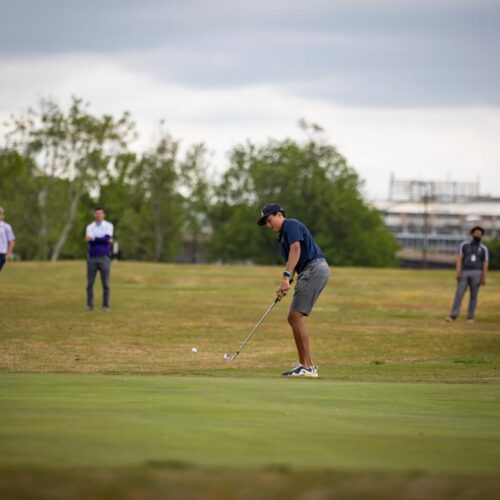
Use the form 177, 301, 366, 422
0, 97, 398, 266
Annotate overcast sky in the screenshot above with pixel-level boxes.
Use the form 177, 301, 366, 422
1, 0, 499, 199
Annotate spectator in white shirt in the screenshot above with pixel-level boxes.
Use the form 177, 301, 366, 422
0, 207, 15, 271
85, 207, 114, 311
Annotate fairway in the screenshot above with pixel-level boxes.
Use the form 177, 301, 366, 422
0, 262, 499, 499
1, 374, 499, 474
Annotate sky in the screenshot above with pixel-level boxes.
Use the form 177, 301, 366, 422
1, 0, 499, 199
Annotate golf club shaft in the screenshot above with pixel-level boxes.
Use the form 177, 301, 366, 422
231, 298, 279, 360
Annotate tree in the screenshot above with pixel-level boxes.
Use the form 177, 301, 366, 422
129, 133, 185, 261
4, 97, 136, 260
0, 150, 39, 259
209, 122, 398, 266
97, 152, 141, 260
98, 132, 212, 262
179, 143, 212, 262
484, 238, 500, 270
206, 141, 270, 263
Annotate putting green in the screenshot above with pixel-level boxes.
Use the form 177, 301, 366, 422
1, 374, 499, 474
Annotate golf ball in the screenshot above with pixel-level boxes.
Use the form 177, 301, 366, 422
192, 347, 198, 353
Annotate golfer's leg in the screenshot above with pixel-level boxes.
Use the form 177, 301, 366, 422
287, 262, 329, 367
86, 259, 98, 308
288, 311, 313, 368
467, 271, 482, 320
450, 275, 468, 318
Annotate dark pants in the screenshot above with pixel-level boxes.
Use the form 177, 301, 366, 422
0, 254, 5, 271
450, 269, 482, 320
87, 256, 111, 308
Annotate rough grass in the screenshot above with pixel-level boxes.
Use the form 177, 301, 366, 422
0, 262, 498, 380
3, 467, 499, 500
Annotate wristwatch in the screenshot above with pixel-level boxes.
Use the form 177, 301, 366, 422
283, 270, 292, 279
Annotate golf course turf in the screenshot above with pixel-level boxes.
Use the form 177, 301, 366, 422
0, 262, 499, 499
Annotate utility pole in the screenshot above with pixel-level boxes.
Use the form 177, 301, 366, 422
422, 193, 429, 268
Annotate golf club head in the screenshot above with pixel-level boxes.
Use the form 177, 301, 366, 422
223, 353, 234, 361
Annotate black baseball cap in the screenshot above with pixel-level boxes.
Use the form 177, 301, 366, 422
257, 203, 285, 225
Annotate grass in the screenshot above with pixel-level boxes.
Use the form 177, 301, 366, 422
0, 262, 499, 499
1, 262, 499, 379
1, 374, 499, 473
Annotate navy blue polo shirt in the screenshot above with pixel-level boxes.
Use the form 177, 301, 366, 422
279, 218, 324, 274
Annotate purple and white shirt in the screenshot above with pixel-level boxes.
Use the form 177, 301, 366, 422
86, 220, 114, 258
0, 221, 15, 253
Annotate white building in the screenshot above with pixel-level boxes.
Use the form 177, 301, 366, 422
374, 178, 500, 266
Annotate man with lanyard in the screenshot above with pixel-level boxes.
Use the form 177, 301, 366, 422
0, 207, 15, 271
446, 226, 489, 323
85, 207, 114, 312
258, 203, 331, 378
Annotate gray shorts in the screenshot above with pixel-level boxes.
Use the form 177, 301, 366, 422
291, 259, 330, 316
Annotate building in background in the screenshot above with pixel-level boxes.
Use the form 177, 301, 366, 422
374, 176, 500, 267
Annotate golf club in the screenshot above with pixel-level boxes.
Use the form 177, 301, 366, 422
224, 297, 279, 361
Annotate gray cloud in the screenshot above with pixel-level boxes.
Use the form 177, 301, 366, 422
2, 0, 500, 106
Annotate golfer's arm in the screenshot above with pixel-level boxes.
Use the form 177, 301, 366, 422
455, 254, 462, 275
286, 242, 301, 278
483, 260, 489, 281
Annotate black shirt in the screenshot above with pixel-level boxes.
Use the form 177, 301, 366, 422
459, 240, 489, 271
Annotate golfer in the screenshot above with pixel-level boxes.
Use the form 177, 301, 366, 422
258, 203, 330, 378
85, 207, 114, 312
0, 207, 15, 271
446, 226, 489, 323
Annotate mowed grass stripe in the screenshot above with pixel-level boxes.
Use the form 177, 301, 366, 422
0, 374, 499, 474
